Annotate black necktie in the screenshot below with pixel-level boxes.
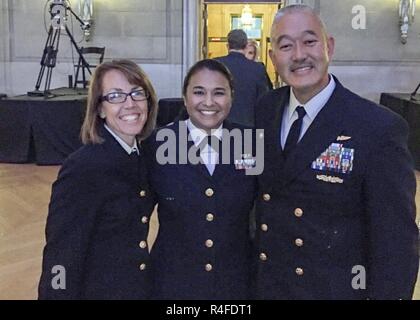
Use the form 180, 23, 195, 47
283, 106, 306, 157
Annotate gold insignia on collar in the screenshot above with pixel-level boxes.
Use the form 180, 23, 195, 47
337, 135, 351, 141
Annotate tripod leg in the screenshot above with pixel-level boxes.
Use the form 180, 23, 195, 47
411, 82, 420, 100
34, 26, 54, 91
65, 25, 91, 75
44, 28, 61, 95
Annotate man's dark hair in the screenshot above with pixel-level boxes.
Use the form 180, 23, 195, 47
227, 29, 248, 50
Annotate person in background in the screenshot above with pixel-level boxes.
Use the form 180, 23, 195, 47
38, 59, 158, 299
254, 4, 418, 299
244, 39, 259, 61
245, 39, 274, 90
215, 29, 268, 127
145, 59, 257, 299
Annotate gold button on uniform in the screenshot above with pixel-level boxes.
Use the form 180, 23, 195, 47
262, 194, 271, 201
205, 239, 214, 248
294, 208, 303, 217
205, 188, 214, 197
139, 241, 147, 249
206, 213, 214, 222
261, 224, 268, 232
295, 267, 304, 276
205, 264, 213, 272
295, 238, 304, 247
141, 216, 148, 224
139, 263, 146, 271
259, 253, 267, 261
139, 190, 146, 197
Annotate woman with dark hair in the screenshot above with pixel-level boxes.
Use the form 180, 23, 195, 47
38, 59, 158, 299
145, 59, 257, 299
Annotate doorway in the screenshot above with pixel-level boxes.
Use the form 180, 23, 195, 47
200, 1, 282, 87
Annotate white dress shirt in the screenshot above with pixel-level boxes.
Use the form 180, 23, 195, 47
186, 119, 223, 175
280, 75, 336, 149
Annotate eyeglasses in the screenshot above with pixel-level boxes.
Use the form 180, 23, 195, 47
101, 89, 149, 104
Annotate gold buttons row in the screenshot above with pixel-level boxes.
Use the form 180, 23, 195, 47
295, 267, 304, 276
262, 193, 271, 201
294, 208, 303, 217
205, 239, 213, 248
205, 188, 214, 197
261, 193, 304, 218
259, 254, 304, 276
295, 238, 303, 247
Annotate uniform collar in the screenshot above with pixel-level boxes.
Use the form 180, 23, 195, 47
287, 74, 336, 122
186, 119, 223, 147
104, 123, 139, 155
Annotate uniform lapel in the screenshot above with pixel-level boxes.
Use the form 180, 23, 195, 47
279, 81, 348, 188
211, 121, 236, 180
100, 125, 141, 186
262, 89, 289, 184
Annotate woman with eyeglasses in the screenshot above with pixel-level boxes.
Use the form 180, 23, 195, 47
38, 59, 158, 299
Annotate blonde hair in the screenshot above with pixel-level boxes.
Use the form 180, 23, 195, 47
246, 39, 259, 61
80, 59, 158, 144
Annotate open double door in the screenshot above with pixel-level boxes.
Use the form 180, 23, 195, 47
199, 0, 282, 86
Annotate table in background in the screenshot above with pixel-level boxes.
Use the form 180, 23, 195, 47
0, 88, 87, 165
0, 92, 189, 165
380, 93, 420, 170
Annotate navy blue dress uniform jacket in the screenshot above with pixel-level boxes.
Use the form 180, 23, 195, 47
38, 126, 155, 299
144, 120, 257, 299
254, 76, 419, 300
215, 52, 268, 127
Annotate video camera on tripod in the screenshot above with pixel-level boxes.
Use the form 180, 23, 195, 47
50, 0, 91, 32
28, 0, 92, 97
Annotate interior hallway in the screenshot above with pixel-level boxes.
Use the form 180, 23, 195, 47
0, 163, 419, 300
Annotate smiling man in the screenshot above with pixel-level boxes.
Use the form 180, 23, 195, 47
254, 4, 418, 300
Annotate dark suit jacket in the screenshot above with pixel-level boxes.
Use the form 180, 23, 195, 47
215, 52, 268, 127
258, 62, 273, 91
254, 76, 419, 300
38, 126, 155, 299
144, 120, 257, 299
